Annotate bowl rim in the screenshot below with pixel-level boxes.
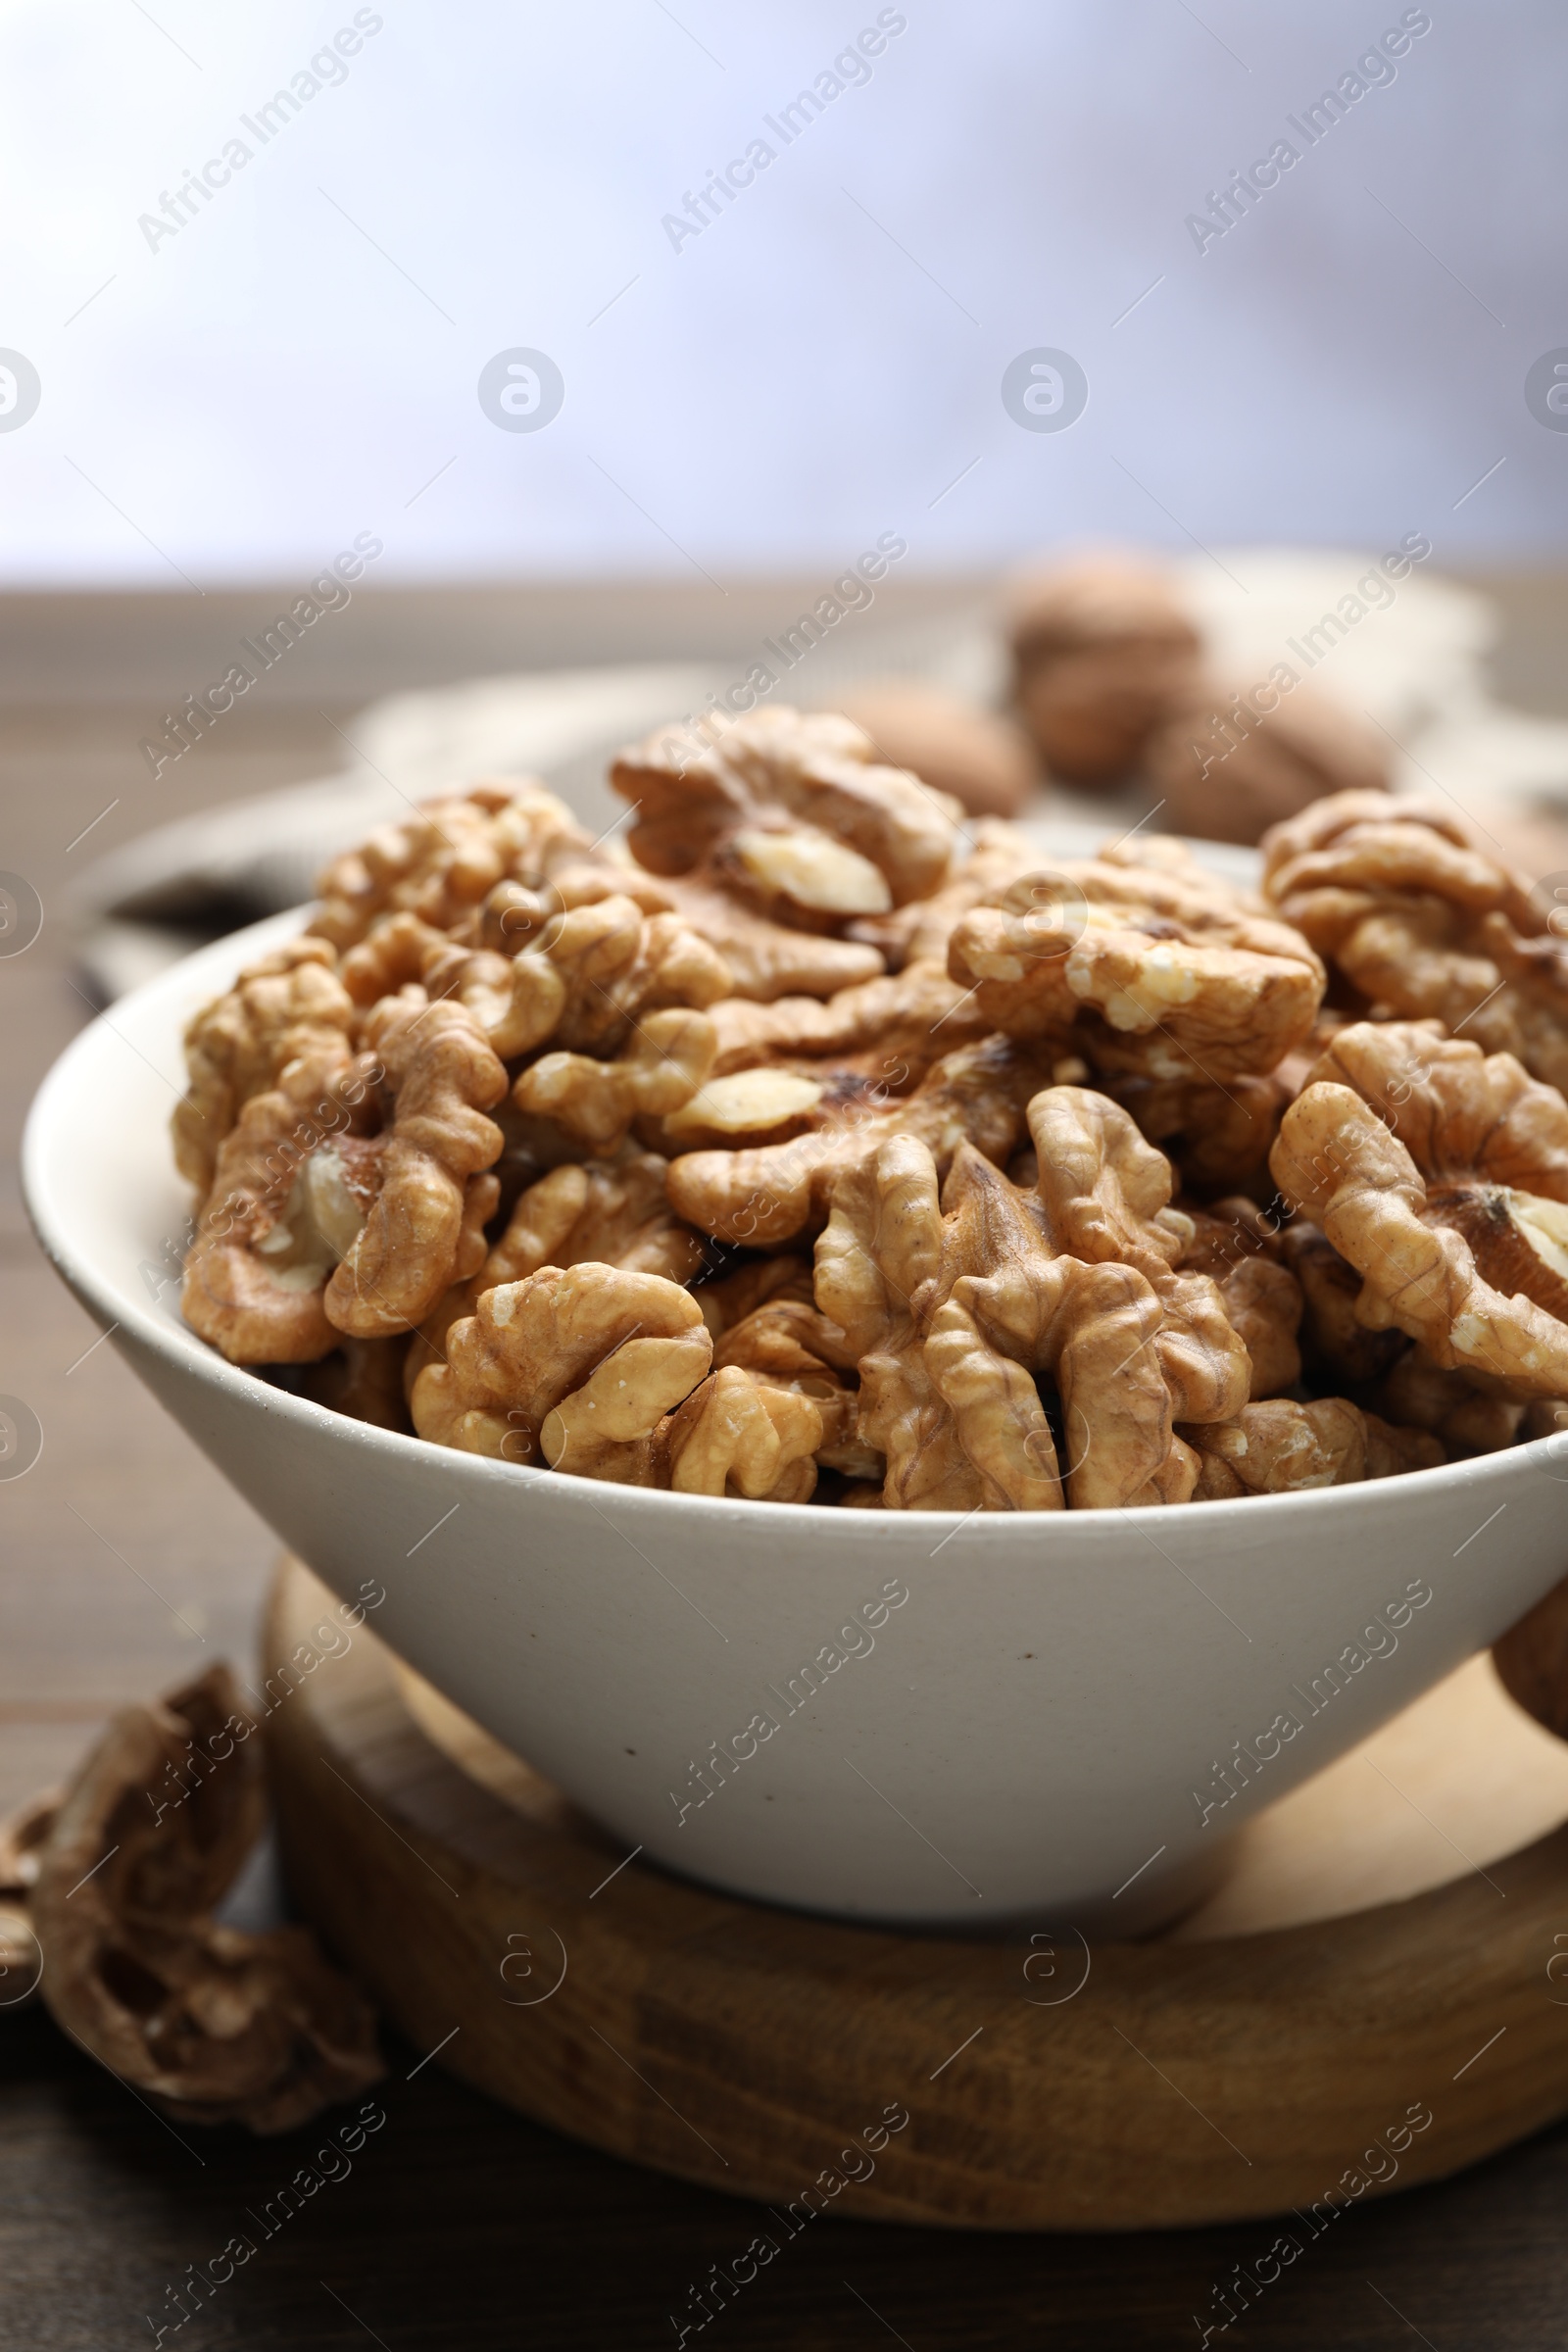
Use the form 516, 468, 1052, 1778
22, 903, 1568, 1544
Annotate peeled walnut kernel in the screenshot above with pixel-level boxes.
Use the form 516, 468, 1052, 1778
612, 705, 961, 918
815, 1129, 1245, 1511
174, 939, 357, 1196
513, 1007, 717, 1152
661, 1365, 823, 1501
649, 875, 886, 1002
948, 859, 1324, 1084
1272, 1078, 1568, 1397
1178, 1200, 1303, 1399
662, 1067, 827, 1148
715, 1296, 872, 1478
730, 825, 892, 917
1430, 1185, 1568, 1324
324, 997, 508, 1340
707, 960, 991, 1085
1262, 790, 1568, 1094
1183, 1398, 1443, 1497
667, 1034, 1054, 1247
314, 780, 594, 951
855, 819, 1043, 971
181, 1050, 386, 1365
1371, 1348, 1524, 1458
409, 1153, 705, 1393
1300, 1019, 1568, 1197
1278, 1217, 1403, 1387
174, 760, 1542, 1513
411, 1263, 711, 1468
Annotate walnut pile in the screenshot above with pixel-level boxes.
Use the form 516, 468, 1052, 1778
171, 744, 1568, 1507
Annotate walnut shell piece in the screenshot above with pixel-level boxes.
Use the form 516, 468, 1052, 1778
0, 1788, 56, 2009
30, 1664, 382, 2132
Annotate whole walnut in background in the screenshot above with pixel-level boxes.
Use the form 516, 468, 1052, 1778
1009, 549, 1396, 847
1008, 554, 1201, 787
1147, 681, 1391, 846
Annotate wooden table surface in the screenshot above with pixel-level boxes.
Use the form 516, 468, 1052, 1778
5, 586, 1568, 2349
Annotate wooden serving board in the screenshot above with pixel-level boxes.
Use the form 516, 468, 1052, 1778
264, 1554, 1568, 2230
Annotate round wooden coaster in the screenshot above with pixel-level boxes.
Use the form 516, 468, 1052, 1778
264, 1553, 1568, 2231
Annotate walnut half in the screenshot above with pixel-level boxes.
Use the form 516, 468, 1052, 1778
30, 1665, 382, 2132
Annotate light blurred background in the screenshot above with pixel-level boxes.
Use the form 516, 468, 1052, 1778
0, 0, 1562, 581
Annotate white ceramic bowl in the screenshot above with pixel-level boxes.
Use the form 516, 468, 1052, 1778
23, 909, 1568, 1933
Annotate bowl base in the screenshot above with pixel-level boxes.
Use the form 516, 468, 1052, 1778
267, 1551, 1568, 2230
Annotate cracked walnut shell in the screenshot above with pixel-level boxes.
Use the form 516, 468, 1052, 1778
30, 1664, 381, 2132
